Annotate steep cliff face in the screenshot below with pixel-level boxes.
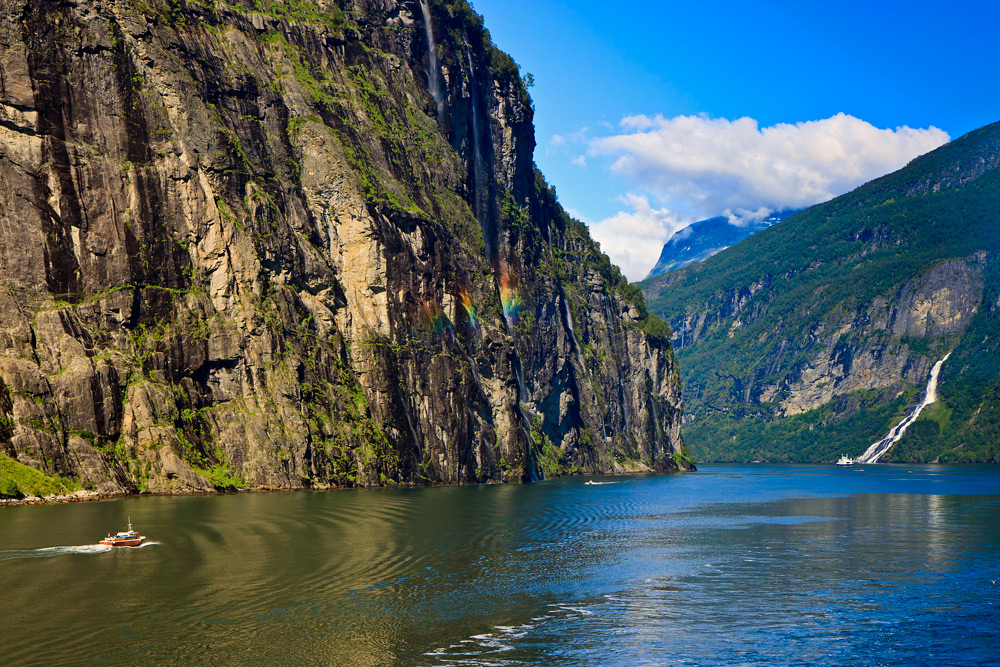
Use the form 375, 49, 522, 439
745, 258, 982, 418
0, 0, 686, 495
643, 122, 1000, 463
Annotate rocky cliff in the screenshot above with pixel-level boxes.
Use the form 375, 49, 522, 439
643, 122, 1000, 463
0, 0, 687, 496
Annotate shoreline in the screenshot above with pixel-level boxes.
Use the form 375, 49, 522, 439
0, 489, 107, 507
0, 464, 696, 508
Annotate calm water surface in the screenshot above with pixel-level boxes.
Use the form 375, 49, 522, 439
2, 464, 999, 665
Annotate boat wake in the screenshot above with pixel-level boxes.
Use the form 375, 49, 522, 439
423, 601, 597, 665
584, 481, 617, 486
0, 541, 158, 561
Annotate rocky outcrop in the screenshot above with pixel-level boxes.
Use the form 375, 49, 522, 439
667, 254, 987, 424
776, 259, 983, 416
0, 0, 686, 494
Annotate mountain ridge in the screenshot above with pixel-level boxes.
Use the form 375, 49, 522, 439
645, 210, 799, 280
642, 120, 1000, 463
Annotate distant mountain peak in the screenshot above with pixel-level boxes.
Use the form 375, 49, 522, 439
644, 210, 800, 280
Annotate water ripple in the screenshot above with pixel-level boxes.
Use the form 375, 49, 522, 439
1, 465, 998, 665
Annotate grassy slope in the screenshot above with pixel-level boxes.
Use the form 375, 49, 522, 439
0, 454, 79, 498
642, 122, 1000, 462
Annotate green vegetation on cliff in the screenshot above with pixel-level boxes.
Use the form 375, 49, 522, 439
0, 0, 686, 497
533, 170, 673, 349
0, 454, 79, 499
888, 295, 1000, 463
643, 121, 1000, 462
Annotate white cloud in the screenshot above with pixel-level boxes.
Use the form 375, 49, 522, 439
547, 127, 591, 157
724, 206, 773, 227
586, 112, 950, 279
571, 155, 587, 167
566, 127, 590, 144
588, 194, 687, 281
591, 113, 949, 216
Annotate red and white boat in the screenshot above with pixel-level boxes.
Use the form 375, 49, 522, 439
100, 518, 145, 547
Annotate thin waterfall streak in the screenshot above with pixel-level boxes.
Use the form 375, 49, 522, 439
464, 35, 500, 266
513, 358, 527, 405
516, 402, 541, 482
512, 355, 541, 481
402, 398, 422, 460
603, 302, 618, 348
418, 0, 445, 120
857, 352, 952, 463
463, 351, 484, 395
462, 35, 536, 479
466, 47, 485, 230
561, 295, 588, 375
650, 399, 662, 445
620, 383, 631, 432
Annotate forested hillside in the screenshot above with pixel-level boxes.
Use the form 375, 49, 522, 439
643, 122, 1000, 462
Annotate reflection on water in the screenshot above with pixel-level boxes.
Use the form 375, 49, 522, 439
1, 465, 998, 666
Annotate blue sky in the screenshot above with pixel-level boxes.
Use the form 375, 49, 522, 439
470, 0, 1000, 278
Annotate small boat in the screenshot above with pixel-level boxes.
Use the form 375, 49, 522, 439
100, 518, 145, 547
836, 455, 854, 467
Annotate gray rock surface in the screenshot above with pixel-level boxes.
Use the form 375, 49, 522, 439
0, 0, 686, 494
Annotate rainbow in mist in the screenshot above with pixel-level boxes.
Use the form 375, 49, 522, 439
499, 268, 522, 327
458, 288, 479, 334
422, 301, 454, 341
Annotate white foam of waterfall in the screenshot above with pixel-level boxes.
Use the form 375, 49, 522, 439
596, 298, 632, 431
512, 355, 542, 481
619, 383, 632, 432
856, 352, 951, 464
513, 358, 527, 404
561, 295, 588, 375
418, 0, 445, 120
465, 47, 485, 231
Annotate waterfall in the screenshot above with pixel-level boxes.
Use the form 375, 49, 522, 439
856, 352, 952, 464
619, 382, 632, 432
649, 398, 662, 444
464, 37, 500, 265
418, 0, 445, 121
462, 350, 484, 396
465, 48, 486, 239
401, 396, 423, 460
597, 300, 633, 432
560, 295, 588, 375
462, 36, 537, 481
510, 346, 540, 482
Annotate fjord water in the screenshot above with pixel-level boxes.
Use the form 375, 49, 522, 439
2, 466, 999, 666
